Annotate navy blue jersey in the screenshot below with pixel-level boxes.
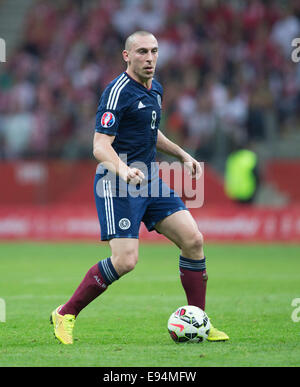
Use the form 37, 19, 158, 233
93, 72, 188, 241
95, 72, 163, 172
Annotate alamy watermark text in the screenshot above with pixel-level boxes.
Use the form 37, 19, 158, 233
0, 38, 6, 62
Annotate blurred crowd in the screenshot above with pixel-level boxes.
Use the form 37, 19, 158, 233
0, 0, 300, 161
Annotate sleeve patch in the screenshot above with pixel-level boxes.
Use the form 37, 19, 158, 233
101, 112, 116, 128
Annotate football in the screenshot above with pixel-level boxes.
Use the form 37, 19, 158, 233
167, 305, 210, 343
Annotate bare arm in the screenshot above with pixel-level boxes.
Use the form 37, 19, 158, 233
93, 132, 144, 183
156, 130, 202, 179
156, 130, 187, 160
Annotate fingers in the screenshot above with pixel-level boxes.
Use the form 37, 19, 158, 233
134, 168, 145, 180
185, 161, 193, 176
185, 160, 202, 180
127, 168, 145, 184
194, 162, 202, 180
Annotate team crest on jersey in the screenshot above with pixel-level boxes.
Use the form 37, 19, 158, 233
119, 218, 131, 230
101, 112, 115, 128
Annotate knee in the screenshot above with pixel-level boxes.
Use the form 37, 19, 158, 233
122, 254, 138, 274
183, 231, 204, 255
112, 249, 138, 275
194, 231, 204, 248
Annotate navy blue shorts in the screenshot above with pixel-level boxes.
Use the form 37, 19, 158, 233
94, 168, 187, 241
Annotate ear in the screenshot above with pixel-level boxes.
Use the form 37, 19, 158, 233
122, 50, 129, 63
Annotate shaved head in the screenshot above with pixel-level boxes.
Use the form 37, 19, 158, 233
123, 30, 158, 88
125, 31, 156, 52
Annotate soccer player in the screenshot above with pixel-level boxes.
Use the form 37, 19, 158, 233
50, 31, 229, 344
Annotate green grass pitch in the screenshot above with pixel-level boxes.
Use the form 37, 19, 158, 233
0, 242, 299, 367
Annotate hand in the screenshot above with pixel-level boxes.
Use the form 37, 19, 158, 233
182, 156, 202, 180
126, 167, 145, 185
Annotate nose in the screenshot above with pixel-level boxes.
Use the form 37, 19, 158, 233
146, 52, 153, 63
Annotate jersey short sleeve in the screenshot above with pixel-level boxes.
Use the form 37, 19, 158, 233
95, 73, 131, 136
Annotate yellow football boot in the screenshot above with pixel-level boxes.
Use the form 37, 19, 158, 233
50, 306, 75, 345
207, 324, 229, 342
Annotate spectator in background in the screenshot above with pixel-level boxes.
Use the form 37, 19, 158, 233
219, 83, 248, 146
2, 101, 34, 159
112, 0, 166, 37
185, 92, 217, 162
224, 144, 260, 205
246, 78, 274, 141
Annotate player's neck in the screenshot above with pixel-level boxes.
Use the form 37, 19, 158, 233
125, 69, 152, 90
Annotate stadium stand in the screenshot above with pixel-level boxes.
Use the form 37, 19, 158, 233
0, 0, 300, 241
